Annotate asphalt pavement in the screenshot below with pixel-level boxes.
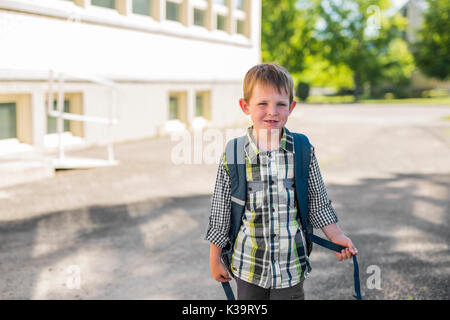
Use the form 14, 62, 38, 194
0, 104, 449, 300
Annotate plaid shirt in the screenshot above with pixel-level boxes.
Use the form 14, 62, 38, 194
204, 126, 338, 289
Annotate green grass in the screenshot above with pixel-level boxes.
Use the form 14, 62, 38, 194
361, 97, 450, 105
300, 95, 450, 105
303, 95, 355, 104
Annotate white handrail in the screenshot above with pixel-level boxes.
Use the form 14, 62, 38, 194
47, 69, 119, 163
47, 110, 118, 124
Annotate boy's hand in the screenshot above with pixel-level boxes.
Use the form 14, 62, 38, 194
330, 234, 358, 262
209, 243, 232, 282
210, 259, 232, 282
321, 223, 358, 262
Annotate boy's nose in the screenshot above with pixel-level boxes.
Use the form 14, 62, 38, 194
267, 104, 279, 115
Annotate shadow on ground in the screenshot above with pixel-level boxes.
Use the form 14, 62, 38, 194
0, 173, 448, 299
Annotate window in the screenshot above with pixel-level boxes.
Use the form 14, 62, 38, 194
91, 0, 116, 9
168, 92, 188, 122
217, 14, 226, 31
236, 0, 244, 10
47, 100, 70, 134
0, 103, 17, 139
169, 96, 178, 120
195, 92, 211, 120
215, 0, 227, 5
195, 95, 203, 117
194, 8, 205, 27
0, 95, 33, 144
133, 0, 151, 16
166, 1, 181, 22
236, 19, 244, 35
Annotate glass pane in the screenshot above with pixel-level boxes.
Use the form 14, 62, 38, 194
215, 0, 227, 5
47, 100, 70, 134
194, 8, 205, 26
0, 103, 17, 139
92, 0, 115, 9
169, 96, 178, 119
217, 15, 226, 30
237, 0, 244, 10
195, 95, 203, 117
237, 19, 244, 34
166, 1, 180, 21
133, 0, 151, 16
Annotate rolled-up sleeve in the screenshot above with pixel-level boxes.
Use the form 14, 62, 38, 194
203, 154, 232, 248
308, 145, 339, 229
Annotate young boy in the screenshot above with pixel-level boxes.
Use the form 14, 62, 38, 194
204, 63, 358, 300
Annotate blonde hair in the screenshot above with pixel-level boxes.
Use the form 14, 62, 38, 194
243, 63, 294, 104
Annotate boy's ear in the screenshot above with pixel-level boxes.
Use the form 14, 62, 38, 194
288, 100, 297, 114
239, 98, 251, 115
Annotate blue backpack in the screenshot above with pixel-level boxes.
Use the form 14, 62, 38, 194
220, 129, 362, 300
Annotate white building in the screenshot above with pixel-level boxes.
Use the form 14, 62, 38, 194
0, 0, 261, 154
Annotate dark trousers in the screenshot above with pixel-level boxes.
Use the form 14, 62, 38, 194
235, 276, 305, 300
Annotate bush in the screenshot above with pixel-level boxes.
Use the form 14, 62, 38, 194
384, 92, 395, 100
421, 89, 450, 98
296, 82, 310, 102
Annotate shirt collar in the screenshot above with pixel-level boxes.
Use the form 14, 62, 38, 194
244, 125, 294, 162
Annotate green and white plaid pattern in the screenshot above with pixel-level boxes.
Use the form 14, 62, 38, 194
204, 125, 338, 289
231, 126, 307, 289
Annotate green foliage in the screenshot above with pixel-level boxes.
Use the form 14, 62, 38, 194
261, 0, 419, 101
308, 95, 450, 105
379, 38, 415, 85
314, 0, 415, 100
412, 0, 450, 80
292, 55, 354, 90
261, 0, 319, 72
374, 37, 415, 98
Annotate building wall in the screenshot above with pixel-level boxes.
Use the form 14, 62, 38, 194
0, 0, 261, 150
402, 0, 424, 44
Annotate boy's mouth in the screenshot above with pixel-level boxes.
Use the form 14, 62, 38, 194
263, 120, 279, 124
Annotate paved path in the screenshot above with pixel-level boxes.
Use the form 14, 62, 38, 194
0, 104, 449, 299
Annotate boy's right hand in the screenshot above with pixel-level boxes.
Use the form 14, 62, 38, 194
210, 259, 232, 282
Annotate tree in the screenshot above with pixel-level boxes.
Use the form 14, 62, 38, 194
261, 0, 319, 73
412, 0, 450, 80
313, 0, 414, 101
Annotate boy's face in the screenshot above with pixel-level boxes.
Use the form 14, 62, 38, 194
239, 82, 296, 134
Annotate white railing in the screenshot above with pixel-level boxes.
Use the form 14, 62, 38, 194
47, 69, 119, 167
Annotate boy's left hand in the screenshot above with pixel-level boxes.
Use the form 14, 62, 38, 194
330, 234, 358, 261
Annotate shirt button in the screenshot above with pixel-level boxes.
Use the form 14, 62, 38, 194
270, 180, 275, 185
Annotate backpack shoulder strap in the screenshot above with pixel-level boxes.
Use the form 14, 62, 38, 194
224, 136, 247, 206
291, 132, 311, 233
221, 136, 247, 301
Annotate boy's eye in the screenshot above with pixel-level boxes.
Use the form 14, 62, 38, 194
258, 102, 287, 106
